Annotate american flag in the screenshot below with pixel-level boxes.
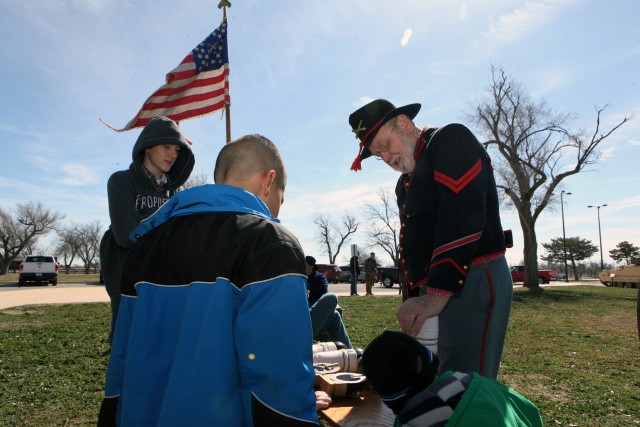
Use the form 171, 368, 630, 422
118, 21, 230, 131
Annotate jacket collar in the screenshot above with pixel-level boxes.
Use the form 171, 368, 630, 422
130, 184, 279, 243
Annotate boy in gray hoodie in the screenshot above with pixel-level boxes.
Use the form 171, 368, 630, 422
99, 116, 194, 345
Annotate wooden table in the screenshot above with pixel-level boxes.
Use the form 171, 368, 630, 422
319, 386, 395, 426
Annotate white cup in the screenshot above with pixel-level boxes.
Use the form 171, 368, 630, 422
414, 316, 438, 355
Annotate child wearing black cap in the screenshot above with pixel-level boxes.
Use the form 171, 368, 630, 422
362, 331, 543, 426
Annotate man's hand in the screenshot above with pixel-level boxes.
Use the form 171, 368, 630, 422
397, 293, 450, 336
315, 390, 332, 410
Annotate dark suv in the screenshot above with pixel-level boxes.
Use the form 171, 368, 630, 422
316, 264, 342, 283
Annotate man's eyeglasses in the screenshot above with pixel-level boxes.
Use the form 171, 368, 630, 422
370, 122, 395, 160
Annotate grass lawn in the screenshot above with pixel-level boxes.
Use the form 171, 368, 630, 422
0, 286, 638, 426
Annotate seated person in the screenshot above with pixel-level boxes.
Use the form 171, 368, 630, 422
361, 331, 543, 427
305, 255, 352, 349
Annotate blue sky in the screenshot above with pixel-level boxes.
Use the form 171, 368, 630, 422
1, 0, 638, 267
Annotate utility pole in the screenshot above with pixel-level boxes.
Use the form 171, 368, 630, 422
588, 204, 607, 271
561, 191, 571, 282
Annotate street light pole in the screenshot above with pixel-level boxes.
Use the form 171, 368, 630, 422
561, 191, 571, 282
588, 204, 608, 271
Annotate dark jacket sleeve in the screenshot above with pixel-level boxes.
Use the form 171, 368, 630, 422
106, 171, 143, 249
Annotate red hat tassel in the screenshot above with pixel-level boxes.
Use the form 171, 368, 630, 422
350, 141, 364, 172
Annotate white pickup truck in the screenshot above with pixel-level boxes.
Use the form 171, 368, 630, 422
18, 255, 59, 287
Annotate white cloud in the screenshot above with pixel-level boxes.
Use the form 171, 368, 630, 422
401, 28, 413, 46
600, 146, 618, 159
458, 3, 468, 23
482, 0, 565, 44
0, 122, 46, 138
354, 96, 375, 107
430, 0, 579, 73
58, 163, 100, 186
0, 175, 34, 191
529, 68, 572, 97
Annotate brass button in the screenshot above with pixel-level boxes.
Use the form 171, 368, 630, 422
458, 280, 464, 285
463, 265, 469, 270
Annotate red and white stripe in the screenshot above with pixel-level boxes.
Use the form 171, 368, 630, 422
120, 55, 230, 131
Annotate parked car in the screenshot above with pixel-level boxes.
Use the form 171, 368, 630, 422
18, 255, 59, 287
509, 265, 556, 284
338, 265, 365, 283
316, 264, 342, 283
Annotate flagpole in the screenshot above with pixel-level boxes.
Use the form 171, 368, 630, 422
219, 0, 232, 143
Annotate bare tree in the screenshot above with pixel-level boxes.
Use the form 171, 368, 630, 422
23, 241, 47, 257
468, 65, 631, 288
313, 212, 359, 263
363, 188, 409, 300
181, 171, 211, 190
363, 188, 401, 267
0, 202, 64, 275
75, 220, 103, 274
56, 226, 83, 274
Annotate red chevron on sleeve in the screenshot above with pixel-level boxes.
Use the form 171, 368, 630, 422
434, 159, 482, 193
430, 257, 468, 277
432, 232, 483, 258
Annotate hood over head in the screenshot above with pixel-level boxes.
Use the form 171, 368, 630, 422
131, 116, 195, 190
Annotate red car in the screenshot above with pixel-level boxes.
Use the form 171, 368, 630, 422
316, 264, 342, 284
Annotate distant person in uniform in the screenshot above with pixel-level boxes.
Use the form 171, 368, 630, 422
364, 252, 378, 296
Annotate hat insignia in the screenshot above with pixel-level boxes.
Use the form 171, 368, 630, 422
352, 120, 366, 139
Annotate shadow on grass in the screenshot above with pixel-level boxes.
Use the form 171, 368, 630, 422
513, 285, 636, 304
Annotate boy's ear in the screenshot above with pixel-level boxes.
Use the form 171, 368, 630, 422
261, 170, 276, 196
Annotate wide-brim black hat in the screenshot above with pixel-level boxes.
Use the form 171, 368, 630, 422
348, 99, 421, 171
361, 331, 438, 414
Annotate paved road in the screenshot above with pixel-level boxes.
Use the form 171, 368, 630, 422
0, 281, 109, 310
0, 278, 604, 310
0, 280, 405, 310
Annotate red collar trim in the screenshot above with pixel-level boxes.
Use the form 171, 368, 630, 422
413, 126, 429, 159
